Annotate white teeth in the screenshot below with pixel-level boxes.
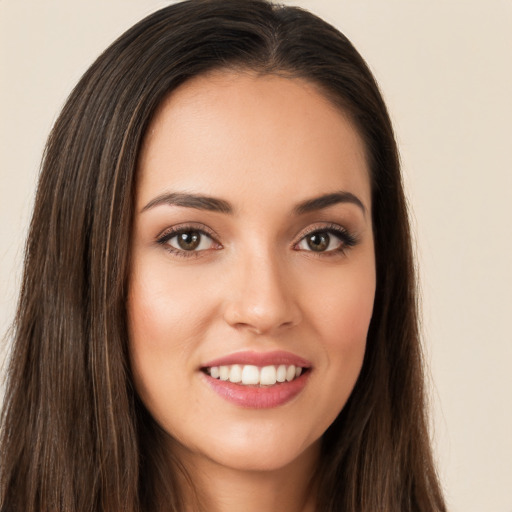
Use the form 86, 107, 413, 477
219, 365, 230, 381
260, 365, 277, 386
286, 365, 296, 382
276, 364, 287, 382
241, 365, 260, 385
229, 364, 242, 383
206, 364, 304, 386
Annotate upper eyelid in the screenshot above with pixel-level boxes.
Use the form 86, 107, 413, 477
156, 222, 219, 242
155, 221, 355, 248
294, 222, 350, 240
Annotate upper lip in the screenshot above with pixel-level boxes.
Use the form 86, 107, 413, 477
201, 350, 312, 369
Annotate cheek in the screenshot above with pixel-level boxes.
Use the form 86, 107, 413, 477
309, 257, 376, 348
322, 291, 373, 385
127, 261, 213, 352
126, 262, 212, 410
304, 257, 375, 405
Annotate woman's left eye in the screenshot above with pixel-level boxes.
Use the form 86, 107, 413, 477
296, 228, 356, 254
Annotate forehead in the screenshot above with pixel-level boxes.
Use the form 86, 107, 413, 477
136, 70, 371, 213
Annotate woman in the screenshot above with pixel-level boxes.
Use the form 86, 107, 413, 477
0, 0, 446, 511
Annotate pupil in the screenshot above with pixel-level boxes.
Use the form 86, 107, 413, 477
178, 231, 200, 250
308, 233, 329, 252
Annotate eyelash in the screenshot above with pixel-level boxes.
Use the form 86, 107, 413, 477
156, 224, 221, 258
156, 223, 358, 258
293, 224, 358, 257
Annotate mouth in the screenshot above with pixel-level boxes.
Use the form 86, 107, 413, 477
202, 364, 307, 387
199, 351, 312, 408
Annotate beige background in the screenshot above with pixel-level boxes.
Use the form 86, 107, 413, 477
1, 1, 511, 510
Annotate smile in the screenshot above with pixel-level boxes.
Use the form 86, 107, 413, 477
204, 364, 304, 386
200, 351, 312, 408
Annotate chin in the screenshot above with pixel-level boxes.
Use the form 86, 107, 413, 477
170, 423, 322, 475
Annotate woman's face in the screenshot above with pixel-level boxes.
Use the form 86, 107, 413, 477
128, 71, 375, 474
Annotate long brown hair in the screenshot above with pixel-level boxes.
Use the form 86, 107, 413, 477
0, 1, 446, 510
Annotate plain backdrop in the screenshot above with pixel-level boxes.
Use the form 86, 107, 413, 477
1, 1, 511, 510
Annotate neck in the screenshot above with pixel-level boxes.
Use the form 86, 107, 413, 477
172, 441, 320, 512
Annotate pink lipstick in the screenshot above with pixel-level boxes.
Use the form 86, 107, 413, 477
200, 350, 311, 409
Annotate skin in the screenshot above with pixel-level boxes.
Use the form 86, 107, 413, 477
128, 70, 376, 512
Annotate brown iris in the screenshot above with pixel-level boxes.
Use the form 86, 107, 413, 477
177, 231, 201, 250
306, 232, 330, 252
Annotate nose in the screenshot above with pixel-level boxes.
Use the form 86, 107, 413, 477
223, 250, 302, 335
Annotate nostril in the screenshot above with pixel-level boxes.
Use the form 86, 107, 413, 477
223, 300, 302, 335
221, 259, 303, 334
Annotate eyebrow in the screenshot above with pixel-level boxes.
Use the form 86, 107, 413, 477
141, 190, 366, 216
141, 192, 232, 214
294, 191, 366, 216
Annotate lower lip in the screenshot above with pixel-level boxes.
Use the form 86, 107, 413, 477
202, 372, 310, 409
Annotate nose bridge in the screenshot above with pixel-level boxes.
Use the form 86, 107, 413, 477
223, 243, 301, 334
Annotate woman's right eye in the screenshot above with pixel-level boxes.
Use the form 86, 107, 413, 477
158, 228, 220, 255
